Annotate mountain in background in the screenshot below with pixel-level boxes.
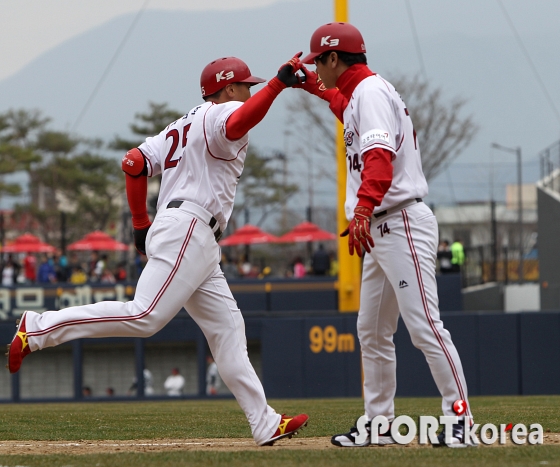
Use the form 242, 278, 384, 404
0, 0, 558, 208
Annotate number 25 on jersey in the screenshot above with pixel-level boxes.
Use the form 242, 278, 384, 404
164, 122, 191, 170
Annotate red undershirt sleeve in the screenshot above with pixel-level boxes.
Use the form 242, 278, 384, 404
225, 77, 286, 140
125, 174, 151, 229
356, 148, 394, 210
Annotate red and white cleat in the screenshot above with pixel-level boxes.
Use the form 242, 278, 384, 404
260, 414, 309, 446
6, 312, 31, 374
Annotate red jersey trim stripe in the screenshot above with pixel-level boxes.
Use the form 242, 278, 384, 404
203, 104, 244, 162
138, 147, 154, 177
401, 208, 470, 417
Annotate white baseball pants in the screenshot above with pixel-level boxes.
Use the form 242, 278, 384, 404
24, 202, 281, 445
359, 201, 471, 420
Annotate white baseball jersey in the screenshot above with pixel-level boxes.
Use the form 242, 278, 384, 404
139, 101, 247, 232
343, 74, 428, 220
164, 374, 186, 396
22, 97, 284, 445
335, 67, 472, 426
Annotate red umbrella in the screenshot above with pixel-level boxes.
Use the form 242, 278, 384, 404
1, 233, 57, 253
68, 231, 128, 251
219, 224, 279, 246
277, 221, 337, 243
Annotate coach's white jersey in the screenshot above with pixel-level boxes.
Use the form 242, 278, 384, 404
139, 101, 247, 232
343, 74, 428, 220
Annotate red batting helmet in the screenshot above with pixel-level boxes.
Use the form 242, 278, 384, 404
301, 22, 366, 64
200, 57, 266, 97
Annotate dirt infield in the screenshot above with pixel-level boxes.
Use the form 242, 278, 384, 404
0, 434, 558, 454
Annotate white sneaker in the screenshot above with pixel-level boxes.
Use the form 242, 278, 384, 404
331, 420, 395, 448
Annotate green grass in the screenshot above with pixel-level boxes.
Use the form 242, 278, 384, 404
0, 396, 559, 466
1, 448, 560, 467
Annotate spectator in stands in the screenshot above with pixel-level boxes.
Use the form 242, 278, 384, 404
1, 257, 15, 286
92, 254, 108, 282
238, 254, 252, 278
100, 267, 116, 284
164, 367, 186, 396
293, 256, 306, 278
37, 254, 57, 283
451, 239, 465, 273
328, 251, 339, 277
311, 244, 330, 276
68, 252, 83, 274
128, 368, 154, 396
106, 387, 115, 397
258, 266, 271, 280
437, 240, 453, 274
69, 266, 88, 285
206, 356, 221, 396
82, 386, 92, 397
246, 264, 260, 278
55, 253, 69, 282
220, 253, 239, 280
115, 262, 127, 282
89, 251, 101, 281
23, 252, 37, 283
10, 254, 22, 284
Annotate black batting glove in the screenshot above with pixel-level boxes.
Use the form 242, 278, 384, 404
276, 52, 304, 87
133, 225, 151, 255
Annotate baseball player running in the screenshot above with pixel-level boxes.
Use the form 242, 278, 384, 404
7, 55, 308, 446
295, 23, 474, 448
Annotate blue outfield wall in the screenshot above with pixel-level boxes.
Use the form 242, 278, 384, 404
1, 308, 559, 401
0, 277, 557, 401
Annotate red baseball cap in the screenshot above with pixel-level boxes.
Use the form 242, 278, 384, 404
302, 22, 366, 64
200, 57, 265, 97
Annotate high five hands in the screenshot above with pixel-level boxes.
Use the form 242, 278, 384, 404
277, 52, 305, 87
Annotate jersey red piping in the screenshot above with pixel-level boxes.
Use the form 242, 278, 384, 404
203, 104, 242, 162
138, 147, 154, 177
376, 75, 392, 93
395, 134, 405, 153
401, 208, 470, 417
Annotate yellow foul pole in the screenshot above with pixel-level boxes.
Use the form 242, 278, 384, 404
334, 0, 362, 312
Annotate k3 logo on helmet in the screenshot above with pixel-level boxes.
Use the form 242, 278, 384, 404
216, 71, 235, 82
321, 36, 340, 47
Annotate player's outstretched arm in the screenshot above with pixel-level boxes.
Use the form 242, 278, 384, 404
225, 53, 303, 140
122, 148, 151, 255
293, 66, 348, 123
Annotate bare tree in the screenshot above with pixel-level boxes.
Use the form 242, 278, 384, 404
287, 74, 478, 182
389, 74, 478, 181
287, 94, 336, 183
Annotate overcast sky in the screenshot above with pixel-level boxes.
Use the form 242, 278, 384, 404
1, 0, 560, 208
0, 0, 294, 81
3, 0, 560, 81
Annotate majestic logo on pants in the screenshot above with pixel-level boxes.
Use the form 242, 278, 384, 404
399, 280, 408, 288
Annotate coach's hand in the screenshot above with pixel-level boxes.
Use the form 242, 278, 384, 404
277, 52, 304, 87
340, 206, 374, 257
293, 66, 327, 95
133, 224, 151, 255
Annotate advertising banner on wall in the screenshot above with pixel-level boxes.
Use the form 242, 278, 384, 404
0, 284, 136, 320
